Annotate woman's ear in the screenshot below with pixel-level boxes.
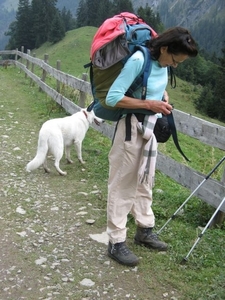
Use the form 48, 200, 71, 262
160, 46, 168, 54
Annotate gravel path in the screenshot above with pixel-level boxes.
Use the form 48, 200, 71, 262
0, 70, 180, 300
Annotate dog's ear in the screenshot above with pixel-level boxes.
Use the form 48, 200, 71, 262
87, 102, 94, 112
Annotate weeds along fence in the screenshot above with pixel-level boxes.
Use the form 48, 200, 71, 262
1, 48, 225, 224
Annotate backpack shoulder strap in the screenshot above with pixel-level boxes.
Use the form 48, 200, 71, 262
86, 63, 95, 112
126, 45, 152, 99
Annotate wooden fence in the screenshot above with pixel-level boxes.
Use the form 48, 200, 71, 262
1, 48, 225, 223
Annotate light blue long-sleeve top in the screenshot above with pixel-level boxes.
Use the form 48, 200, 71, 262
105, 50, 168, 107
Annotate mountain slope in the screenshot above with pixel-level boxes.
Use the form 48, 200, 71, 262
133, 0, 225, 54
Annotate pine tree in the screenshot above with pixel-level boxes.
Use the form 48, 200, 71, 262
14, 0, 32, 51
76, 0, 88, 28
96, 0, 113, 26
31, 0, 58, 47
111, 0, 134, 15
5, 0, 69, 50
61, 7, 75, 31
31, 0, 44, 48
86, 0, 99, 27
76, 0, 113, 28
195, 85, 217, 117
49, 10, 65, 44
137, 4, 164, 33
194, 46, 225, 121
4, 21, 17, 50
214, 46, 225, 121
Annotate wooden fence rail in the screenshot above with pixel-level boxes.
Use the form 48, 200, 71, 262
1, 48, 225, 219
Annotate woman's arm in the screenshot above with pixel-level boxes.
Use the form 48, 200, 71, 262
115, 95, 173, 115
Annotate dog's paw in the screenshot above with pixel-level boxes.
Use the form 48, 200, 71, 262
67, 159, 73, 164
59, 171, 67, 176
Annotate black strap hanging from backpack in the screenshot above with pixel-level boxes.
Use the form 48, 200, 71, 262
166, 113, 190, 161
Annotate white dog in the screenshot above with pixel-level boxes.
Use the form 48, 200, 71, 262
26, 108, 104, 175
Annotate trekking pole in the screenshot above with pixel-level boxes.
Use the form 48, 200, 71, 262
181, 196, 225, 264
157, 156, 225, 235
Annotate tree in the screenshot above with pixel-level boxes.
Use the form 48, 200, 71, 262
31, 0, 58, 47
4, 21, 17, 50
61, 7, 76, 31
111, 0, 134, 15
137, 4, 164, 33
5, 0, 33, 51
86, 0, 100, 27
76, 0, 89, 28
94, 0, 113, 26
213, 46, 225, 121
194, 45, 225, 121
5, 0, 69, 50
76, 0, 114, 28
49, 10, 65, 44
195, 84, 219, 118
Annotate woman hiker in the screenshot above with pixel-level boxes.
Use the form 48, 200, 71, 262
100, 27, 198, 266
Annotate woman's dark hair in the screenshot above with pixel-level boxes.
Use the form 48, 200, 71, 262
148, 27, 198, 60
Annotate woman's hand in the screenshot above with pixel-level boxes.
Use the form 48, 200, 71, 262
145, 99, 173, 115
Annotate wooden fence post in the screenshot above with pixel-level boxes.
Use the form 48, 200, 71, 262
25, 49, 30, 78
19, 46, 24, 73
30, 53, 36, 86
79, 73, 88, 108
56, 60, 61, 93
20, 46, 24, 63
15, 48, 18, 65
39, 54, 48, 92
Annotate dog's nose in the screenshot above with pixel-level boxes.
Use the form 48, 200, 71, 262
94, 119, 102, 126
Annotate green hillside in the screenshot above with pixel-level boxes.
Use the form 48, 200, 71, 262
31, 27, 97, 78
30, 26, 225, 127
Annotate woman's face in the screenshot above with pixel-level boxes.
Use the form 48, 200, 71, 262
158, 46, 189, 68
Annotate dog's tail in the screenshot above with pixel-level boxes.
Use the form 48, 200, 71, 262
26, 134, 49, 172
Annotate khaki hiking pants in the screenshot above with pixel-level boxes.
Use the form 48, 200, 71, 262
107, 115, 156, 244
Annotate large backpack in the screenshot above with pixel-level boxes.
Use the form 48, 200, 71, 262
85, 12, 190, 161
85, 12, 157, 120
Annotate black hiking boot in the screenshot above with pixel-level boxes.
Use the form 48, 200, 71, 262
108, 241, 139, 266
134, 227, 168, 251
